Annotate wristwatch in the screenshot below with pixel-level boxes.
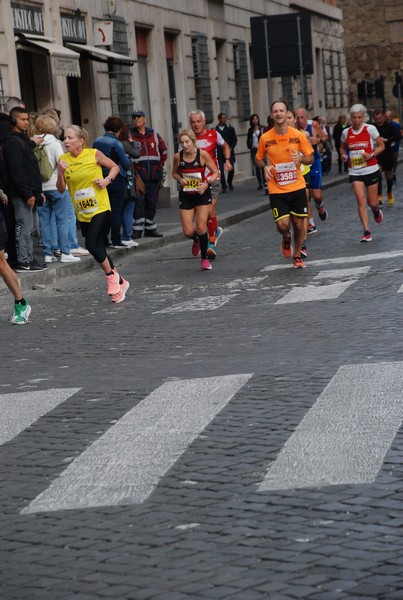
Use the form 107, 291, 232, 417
107, 176, 113, 183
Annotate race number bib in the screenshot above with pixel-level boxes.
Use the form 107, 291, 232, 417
275, 162, 297, 186
74, 187, 98, 215
350, 150, 367, 170
183, 172, 202, 192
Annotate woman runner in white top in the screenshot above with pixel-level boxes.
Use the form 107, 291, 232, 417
340, 104, 385, 242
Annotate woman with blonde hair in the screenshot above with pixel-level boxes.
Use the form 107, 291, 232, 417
34, 114, 80, 264
172, 128, 219, 270
27, 111, 39, 138
57, 125, 129, 303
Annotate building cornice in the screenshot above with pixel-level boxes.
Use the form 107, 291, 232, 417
290, 0, 343, 21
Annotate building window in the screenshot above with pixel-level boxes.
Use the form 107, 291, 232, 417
165, 33, 179, 149
191, 33, 213, 123
107, 15, 134, 124
233, 41, 251, 121
135, 29, 151, 124
281, 75, 294, 110
323, 49, 346, 110
322, 49, 330, 109
295, 73, 312, 110
337, 52, 346, 108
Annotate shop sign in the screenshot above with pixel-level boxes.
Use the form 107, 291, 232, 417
51, 56, 81, 78
93, 21, 113, 46
12, 3, 44, 34
61, 13, 87, 43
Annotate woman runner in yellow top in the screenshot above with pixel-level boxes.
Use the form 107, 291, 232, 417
57, 125, 129, 303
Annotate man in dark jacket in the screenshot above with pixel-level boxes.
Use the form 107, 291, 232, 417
93, 115, 131, 248
2, 107, 46, 271
373, 109, 401, 205
215, 112, 237, 192
129, 109, 168, 238
0, 113, 18, 268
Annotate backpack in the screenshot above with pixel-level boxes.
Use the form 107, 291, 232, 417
34, 144, 54, 182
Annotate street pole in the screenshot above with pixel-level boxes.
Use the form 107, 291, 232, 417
263, 18, 272, 108
296, 15, 306, 108
380, 76, 386, 113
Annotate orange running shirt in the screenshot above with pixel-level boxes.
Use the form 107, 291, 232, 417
256, 126, 313, 194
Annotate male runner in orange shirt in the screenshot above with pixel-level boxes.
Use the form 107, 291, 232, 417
255, 100, 314, 268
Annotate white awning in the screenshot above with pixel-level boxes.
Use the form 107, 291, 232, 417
16, 34, 81, 77
66, 42, 135, 65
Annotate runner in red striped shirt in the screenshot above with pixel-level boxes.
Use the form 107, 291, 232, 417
188, 110, 233, 259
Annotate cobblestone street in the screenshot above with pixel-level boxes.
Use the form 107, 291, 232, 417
1, 174, 403, 599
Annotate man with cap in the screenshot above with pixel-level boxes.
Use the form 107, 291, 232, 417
129, 109, 168, 238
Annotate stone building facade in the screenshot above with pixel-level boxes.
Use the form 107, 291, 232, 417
0, 0, 347, 190
337, 0, 403, 117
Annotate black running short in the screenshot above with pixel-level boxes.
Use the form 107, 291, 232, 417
377, 150, 394, 172
179, 191, 212, 210
269, 188, 308, 222
0, 219, 6, 251
349, 170, 380, 187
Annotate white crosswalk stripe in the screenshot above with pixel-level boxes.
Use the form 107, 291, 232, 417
261, 250, 403, 272
21, 374, 253, 513
259, 362, 403, 492
0, 388, 81, 445
275, 266, 370, 304
3, 362, 403, 513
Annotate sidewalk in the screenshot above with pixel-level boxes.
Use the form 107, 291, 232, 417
15, 171, 350, 286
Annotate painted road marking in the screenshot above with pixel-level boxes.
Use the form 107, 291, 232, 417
261, 250, 403, 272
144, 284, 183, 294
0, 388, 81, 445
275, 266, 370, 304
313, 267, 370, 279
259, 362, 403, 491
22, 374, 253, 513
223, 276, 268, 290
154, 294, 237, 314
398, 284, 403, 293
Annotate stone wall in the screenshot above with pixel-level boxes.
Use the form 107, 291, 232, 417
338, 0, 403, 115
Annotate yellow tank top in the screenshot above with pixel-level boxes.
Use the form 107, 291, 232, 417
299, 129, 311, 176
60, 148, 111, 222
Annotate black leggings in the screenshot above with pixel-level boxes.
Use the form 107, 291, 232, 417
80, 211, 114, 267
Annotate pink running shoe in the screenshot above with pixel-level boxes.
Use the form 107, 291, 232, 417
373, 208, 383, 224
191, 239, 200, 256
360, 230, 372, 242
112, 278, 130, 303
106, 271, 120, 295
200, 259, 212, 270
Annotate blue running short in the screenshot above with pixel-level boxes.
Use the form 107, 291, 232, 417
310, 158, 322, 190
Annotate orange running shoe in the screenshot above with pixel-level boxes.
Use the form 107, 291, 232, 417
281, 235, 293, 259
293, 256, 306, 269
